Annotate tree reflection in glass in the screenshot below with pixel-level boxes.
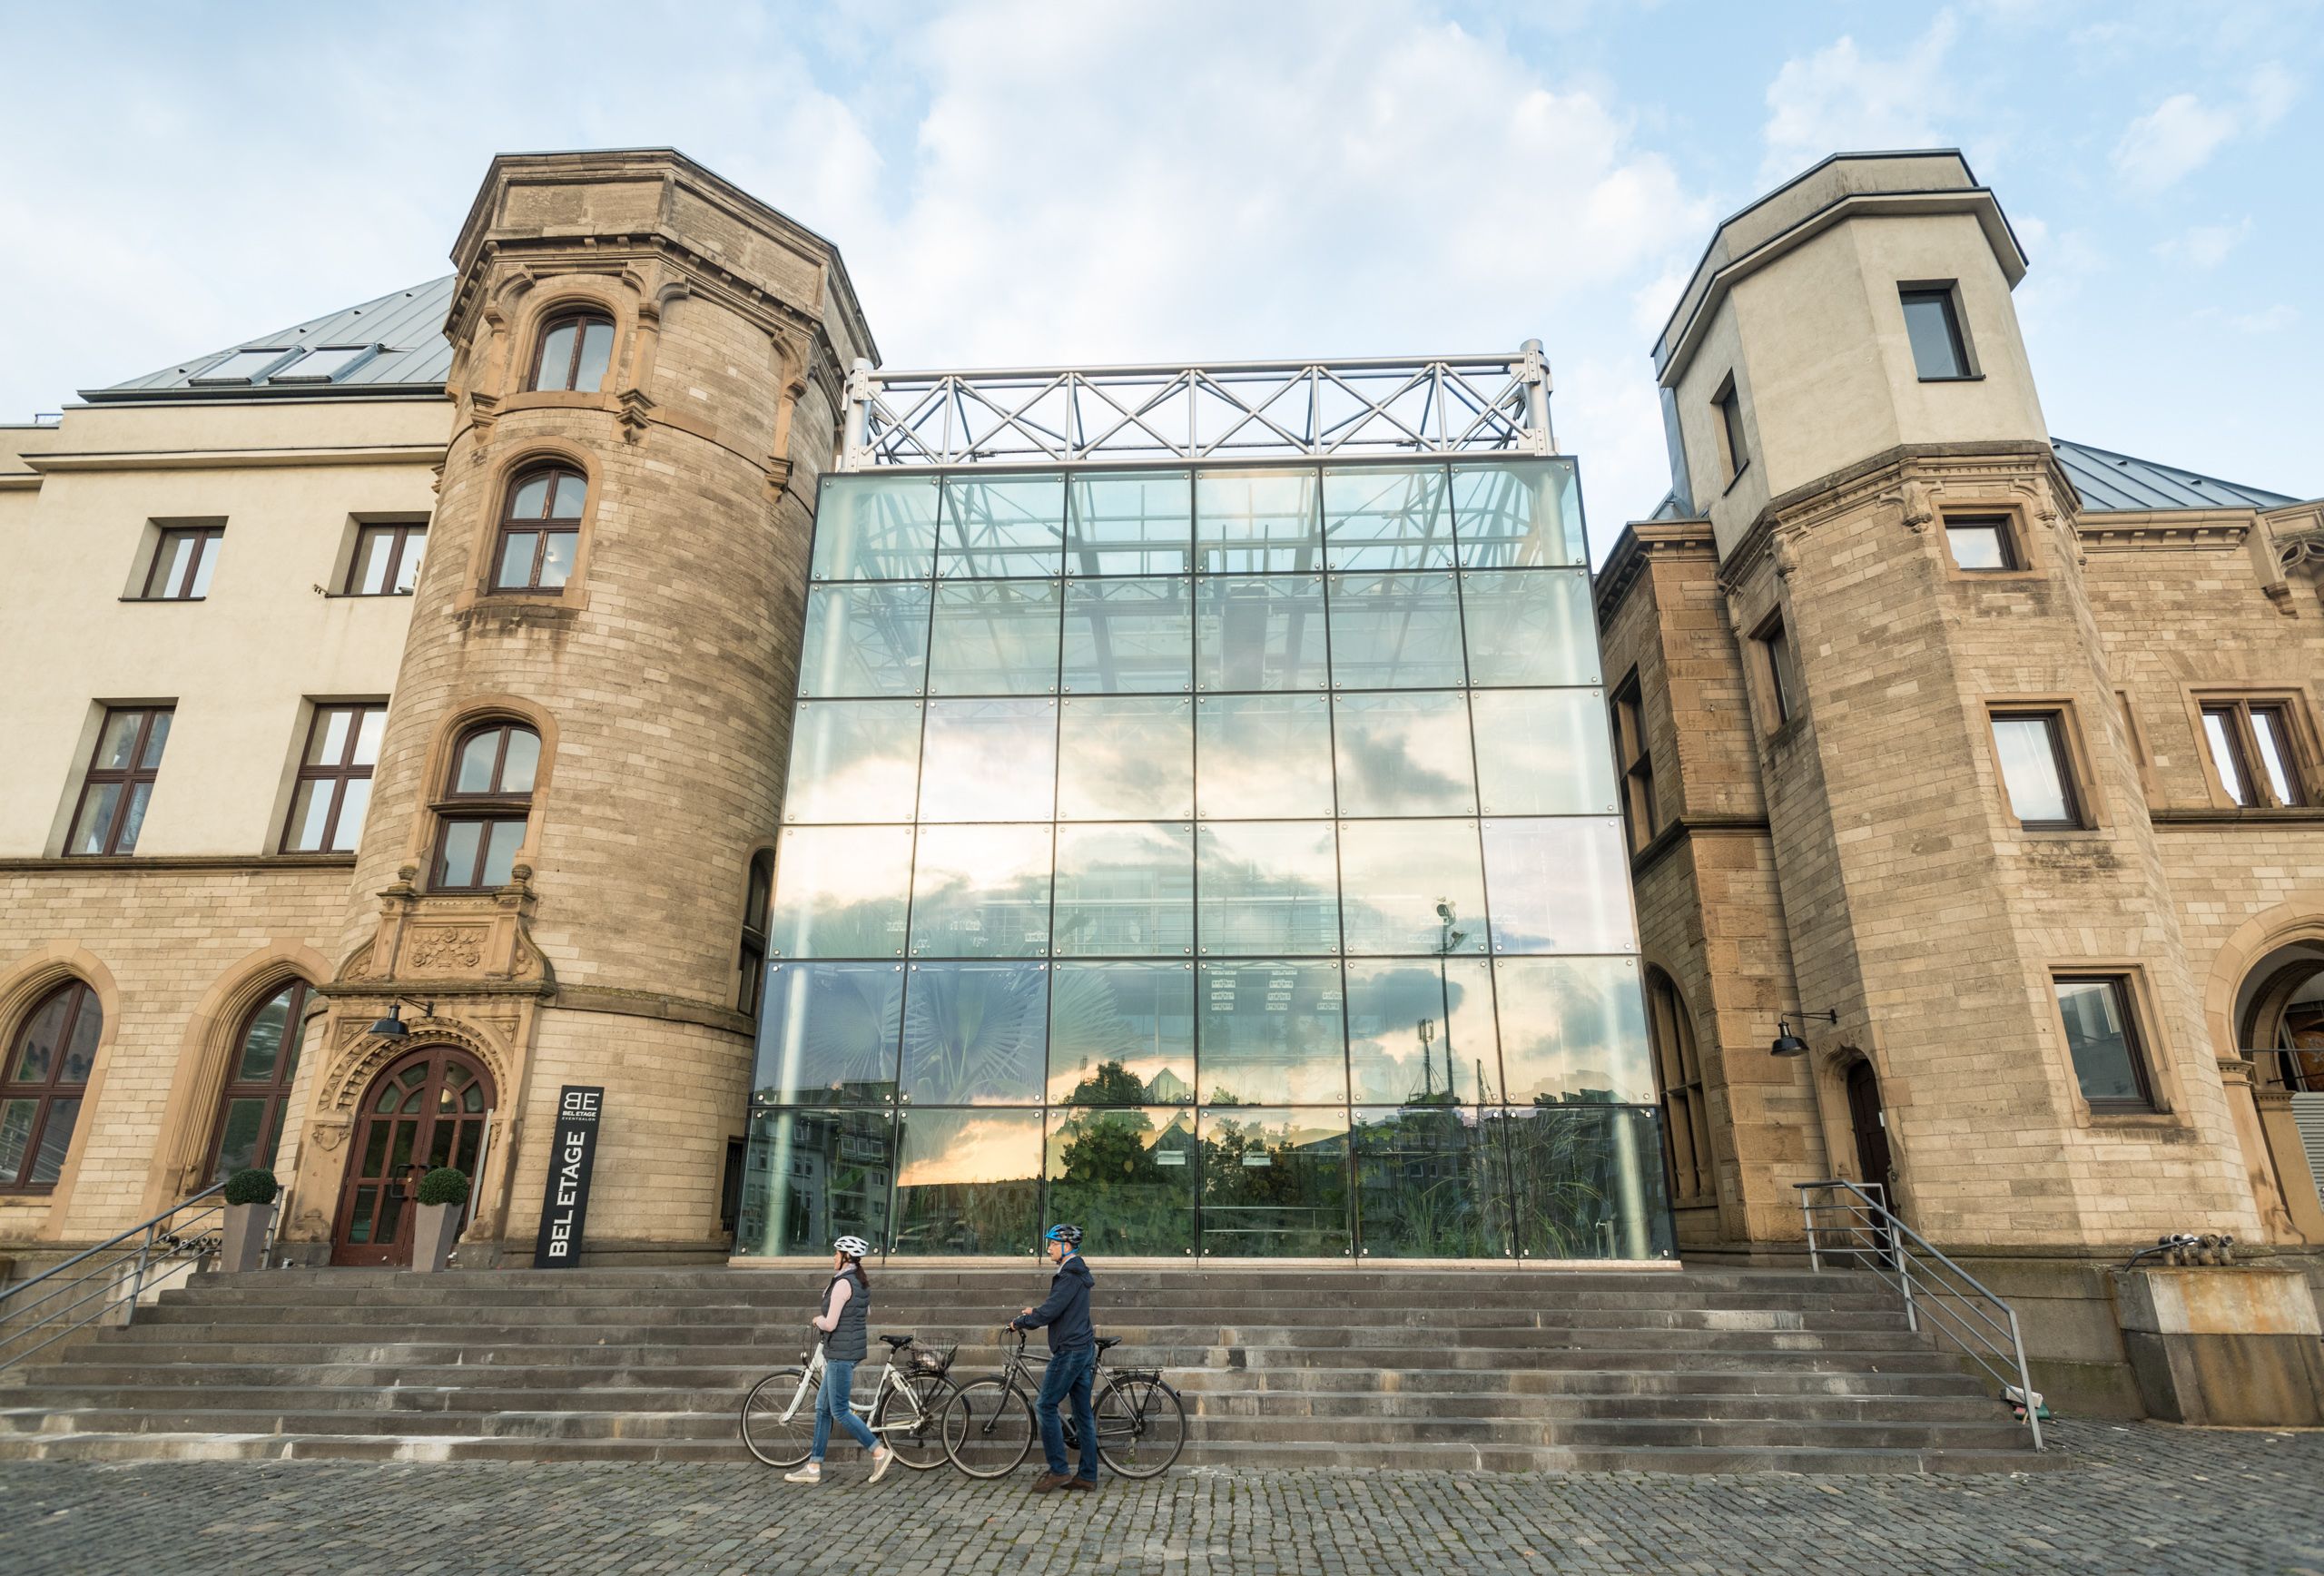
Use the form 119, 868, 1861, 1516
1057, 697, 1192, 820
1196, 822, 1340, 955
1047, 1106, 1196, 1256
1196, 960, 1345, 1105
1344, 957, 1499, 1105
1351, 1106, 1511, 1257
1496, 1105, 1672, 1259
1198, 1108, 1350, 1257
1052, 822, 1193, 957
891, 1107, 1042, 1255
907, 824, 1052, 958
1492, 957, 1655, 1105
1331, 692, 1476, 816
783, 700, 923, 823
1048, 962, 1195, 1104
901, 961, 1048, 1105
733, 1107, 897, 1257
1196, 694, 1333, 818
752, 962, 902, 1104
770, 825, 914, 958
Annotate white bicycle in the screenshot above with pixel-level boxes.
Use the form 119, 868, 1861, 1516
740, 1334, 957, 1471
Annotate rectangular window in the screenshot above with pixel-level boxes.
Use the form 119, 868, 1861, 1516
345, 523, 428, 596
67, 706, 172, 856
1757, 616, 1797, 725
1990, 711, 2083, 829
140, 527, 223, 600
1712, 377, 1748, 482
2053, 976, 2156, 1111
1900, 286, 1972, 379
1945, 514, 2018, 572
1611, 675, 1657, 852
190, 348, 292, 385
2202, 700, 2307, 808
281, 703, 386, 852
269, 344, 376, 384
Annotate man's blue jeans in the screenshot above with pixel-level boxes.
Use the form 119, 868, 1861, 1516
812, 1357, 879, 1462
1035, 1345, 1099, 1481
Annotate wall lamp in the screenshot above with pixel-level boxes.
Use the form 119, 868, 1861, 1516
367, 997, 439, 1039
1770, 1009, 1840, 1058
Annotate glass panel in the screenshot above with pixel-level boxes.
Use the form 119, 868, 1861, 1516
454, 731, 502, 793
1452, 459, 1586, 568
1061, 577, 1192, 694
1049, 962, 1196, 1103
751, 962, 903, 1104
479, 821, 526, 888
926, 579, 1060, 695
1493, 957, 1654, 1105
535, 322, 576, 389
782, 701, 923, 823
938, 474, 1066, 578
1322, 465, 1452, 570
330, 778, 371, 852
547, 474, 586, 520
0, 1100, 34, 1182
497, 530, 540, 589
69, 783, 122, 857
901, 961, 1048, 1105
2251, 710, 2300, 805
1469, 690, 1618, 816
1992, 717, 2071, 824
499, 727, 540, 795
1196, 960, 1346, 1104
1197, 822, 1340, 956
116, 783, 153, 854
353, 707, 387, 765
1053, 822, 1194, 957
311, 709, 354, 767
214, 1098, 267, 1176
573, 320, 615, 393
2203, 710, 2250, 804
813, 476, 941, 583
2054, 980, 2145, 1105
9, 992, 68, 1082
157, 535, 196, 596
799, 582, 931, 698
1195, 468, 1321, 573
1460, 570, 1600, 686
734, 1107, 897, 1257
891, 1108, 1042, 1256
96, 710, 143, 770
1057, 696, 1192, 821
1196, 576, 1326, 692
60, 993, 100, 1084
1068, 471, 1192, 576
1047, 1106, 1197, 1256
1352, 1107, 1511, 1258
1482, 818, 1634, 954
346, 1187, 378, 1243
355, 529, 395, 595
140, 712, 172, 768
769, 824, 916, 958
1331, 691, 1477, 816
918, 700, 1057, 822
1325, 572, 1466, 689
1901, 291, 1967, 379
1336, 820, 1488, 958
1196, 694, 1334, 819
1198, 1108, 1350, 1257
393, 531, 427, 593
374, 1182, 409, 1244
907, 823, 1052, 959
1947, 525, 2009, 570
236, 988, 293, 1082
509, 474, 551, 519
1499, 1105, 1673, 1260
28, 1098, 79, 1185
189, 537, 220, 597
532, 531, 573, 589
1344, 957, 1499, 1105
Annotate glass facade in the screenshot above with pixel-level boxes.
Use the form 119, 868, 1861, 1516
736, 458, 1672, 1261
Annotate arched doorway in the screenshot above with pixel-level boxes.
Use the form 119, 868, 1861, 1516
331, 1046, 496, 1266
2236, 939, 2324, 1092
1845, 1059, 1896, 1204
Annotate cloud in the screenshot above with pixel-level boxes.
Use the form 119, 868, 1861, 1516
2153, 219, 2252, 268
2197, 303, 2300, 335
1760, 15, 1960, 184
2111, 65, 2298, 191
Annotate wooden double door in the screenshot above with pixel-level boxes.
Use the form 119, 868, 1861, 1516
330, 1047, 495, 1266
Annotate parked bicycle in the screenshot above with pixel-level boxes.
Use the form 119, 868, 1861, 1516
941, 1331, 1186, 1479
741, 1334, 956, 1471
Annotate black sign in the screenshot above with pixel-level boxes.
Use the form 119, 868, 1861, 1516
533, 1085, 604, 1268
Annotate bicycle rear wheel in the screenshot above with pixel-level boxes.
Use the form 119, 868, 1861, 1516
872, 1372, 955, 1471
941, 1378, 1035, 1478
740, 1367, 819, 1468
1096, 1374, 1186, 1478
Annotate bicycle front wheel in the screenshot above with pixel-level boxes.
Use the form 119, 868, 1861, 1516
872, 1372, 956, 1471
941, 1378, 1035, 1478
741, 1367, 819, 1469
1096, 1374, 1186, 1478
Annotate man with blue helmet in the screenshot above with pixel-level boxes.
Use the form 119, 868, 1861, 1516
1009, 1223, 1098, 1491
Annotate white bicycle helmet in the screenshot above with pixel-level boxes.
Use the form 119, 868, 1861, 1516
833, 1235, 871, 1259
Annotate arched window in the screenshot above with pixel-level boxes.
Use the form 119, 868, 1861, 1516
737, 850, 774, 1013
209, 980, 310, 1181
492, 466, 586, 593
1645, 970, 1713, 1204
433, 722, 539, 891
529, 309, 615, 394
0, 980, 101, 1192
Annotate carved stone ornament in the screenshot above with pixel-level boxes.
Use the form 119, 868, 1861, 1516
2280, 527, 2324, 574
1894, 478, 1935, 534
340, 941, 375, 981
309, 1120, 350, 1154
408, 926, 487, 972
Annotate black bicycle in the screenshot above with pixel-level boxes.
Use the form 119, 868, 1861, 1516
940, 1332, 1186, 1479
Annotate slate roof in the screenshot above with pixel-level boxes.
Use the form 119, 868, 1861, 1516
83, 277, 456, 401
2052, 438, 2300, 513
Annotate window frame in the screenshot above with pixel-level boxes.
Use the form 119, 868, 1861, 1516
429, 721, 539, 892
2198, 696, 2310, 809
281, 703, 386, 854
1645, 970, 1712, 1204
1753, 613, 1797, 728
343, 522, 428, 596
204, 980, 311, 1184
1711, 375, 1749, 487
1988, 708, 2087, 831
528, 309, 617, 394
139, 526, 224, 601
489, 465, 587, 595
1898, 282, 1977, 381
0, 980, 100, 1194
738, 850, 774, 1013
2049, 973, 2159, 1115
67, 705, 173, 857
1610, 673, 1659, 852
1941, 512, 2022, 574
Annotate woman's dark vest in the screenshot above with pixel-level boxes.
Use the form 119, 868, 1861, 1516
824, 1267, 868, 1362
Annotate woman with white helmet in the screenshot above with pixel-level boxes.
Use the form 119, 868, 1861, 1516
783, 1234, 893, 1485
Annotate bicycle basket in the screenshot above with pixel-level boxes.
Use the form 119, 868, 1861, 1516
911, 1344, 956, 1377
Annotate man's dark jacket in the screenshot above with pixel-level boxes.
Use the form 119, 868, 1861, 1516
1012, 1254, 1095, 1353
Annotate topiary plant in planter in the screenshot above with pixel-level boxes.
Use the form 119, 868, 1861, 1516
409, 1167, 470, 1273
415, 1167, 471, 1207
219, 1168, 279, 1273
222, 1167, 278, 1207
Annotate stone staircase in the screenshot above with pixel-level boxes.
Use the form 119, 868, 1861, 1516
0, 1266, 2052, 1473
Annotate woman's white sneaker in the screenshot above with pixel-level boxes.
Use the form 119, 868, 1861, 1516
783, 1463, 822, 1484
868, 1446, 895, 1484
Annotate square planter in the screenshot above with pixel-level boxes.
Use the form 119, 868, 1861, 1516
410, 1201, 463, 1273
219, 1201, 272, 1276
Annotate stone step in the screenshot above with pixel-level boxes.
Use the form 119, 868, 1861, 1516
184, 1267, 1852, 1294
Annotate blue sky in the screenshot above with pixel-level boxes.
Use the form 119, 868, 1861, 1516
3, 1, 2318, 537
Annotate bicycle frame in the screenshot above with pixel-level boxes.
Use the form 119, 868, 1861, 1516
991, 1335, 1149, 1448
773, 1343, 928, 1434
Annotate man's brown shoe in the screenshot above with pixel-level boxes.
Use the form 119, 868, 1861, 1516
1063, 1477, 1098, 1492
1030, 1473, 1072, 1492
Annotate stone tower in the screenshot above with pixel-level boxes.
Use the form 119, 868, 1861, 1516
285, 151, 874, 1263
1650, 153, 2260, 1248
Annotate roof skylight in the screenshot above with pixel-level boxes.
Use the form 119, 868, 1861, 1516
269, 344, 379, 383
189, 348, 296, 385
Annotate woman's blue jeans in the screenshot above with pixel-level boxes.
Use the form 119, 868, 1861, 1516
812, 1358, 879, 1461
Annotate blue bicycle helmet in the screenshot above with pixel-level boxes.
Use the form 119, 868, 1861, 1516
1043, 1223, 1083, 1246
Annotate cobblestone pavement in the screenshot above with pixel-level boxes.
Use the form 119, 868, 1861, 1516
0, 1422, 2318, 1576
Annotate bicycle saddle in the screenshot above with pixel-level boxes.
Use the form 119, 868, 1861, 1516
1094, 1335, 1121, 1351
880, 1334, 915, 1348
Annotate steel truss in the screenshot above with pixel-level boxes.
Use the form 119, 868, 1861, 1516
839, 342, 1552, 471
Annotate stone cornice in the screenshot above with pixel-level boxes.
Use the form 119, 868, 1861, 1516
2148, 806, 2324, 829
1630, 813, 1773, 879
2074, 512, 2253, 550
22, 443, 446, 475
1594, 518, 1717, 620
0, 853, 357, 874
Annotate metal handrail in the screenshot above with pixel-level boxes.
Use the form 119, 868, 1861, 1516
0, 1182, 273, 1374
1794, 1180, 2043, 1449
